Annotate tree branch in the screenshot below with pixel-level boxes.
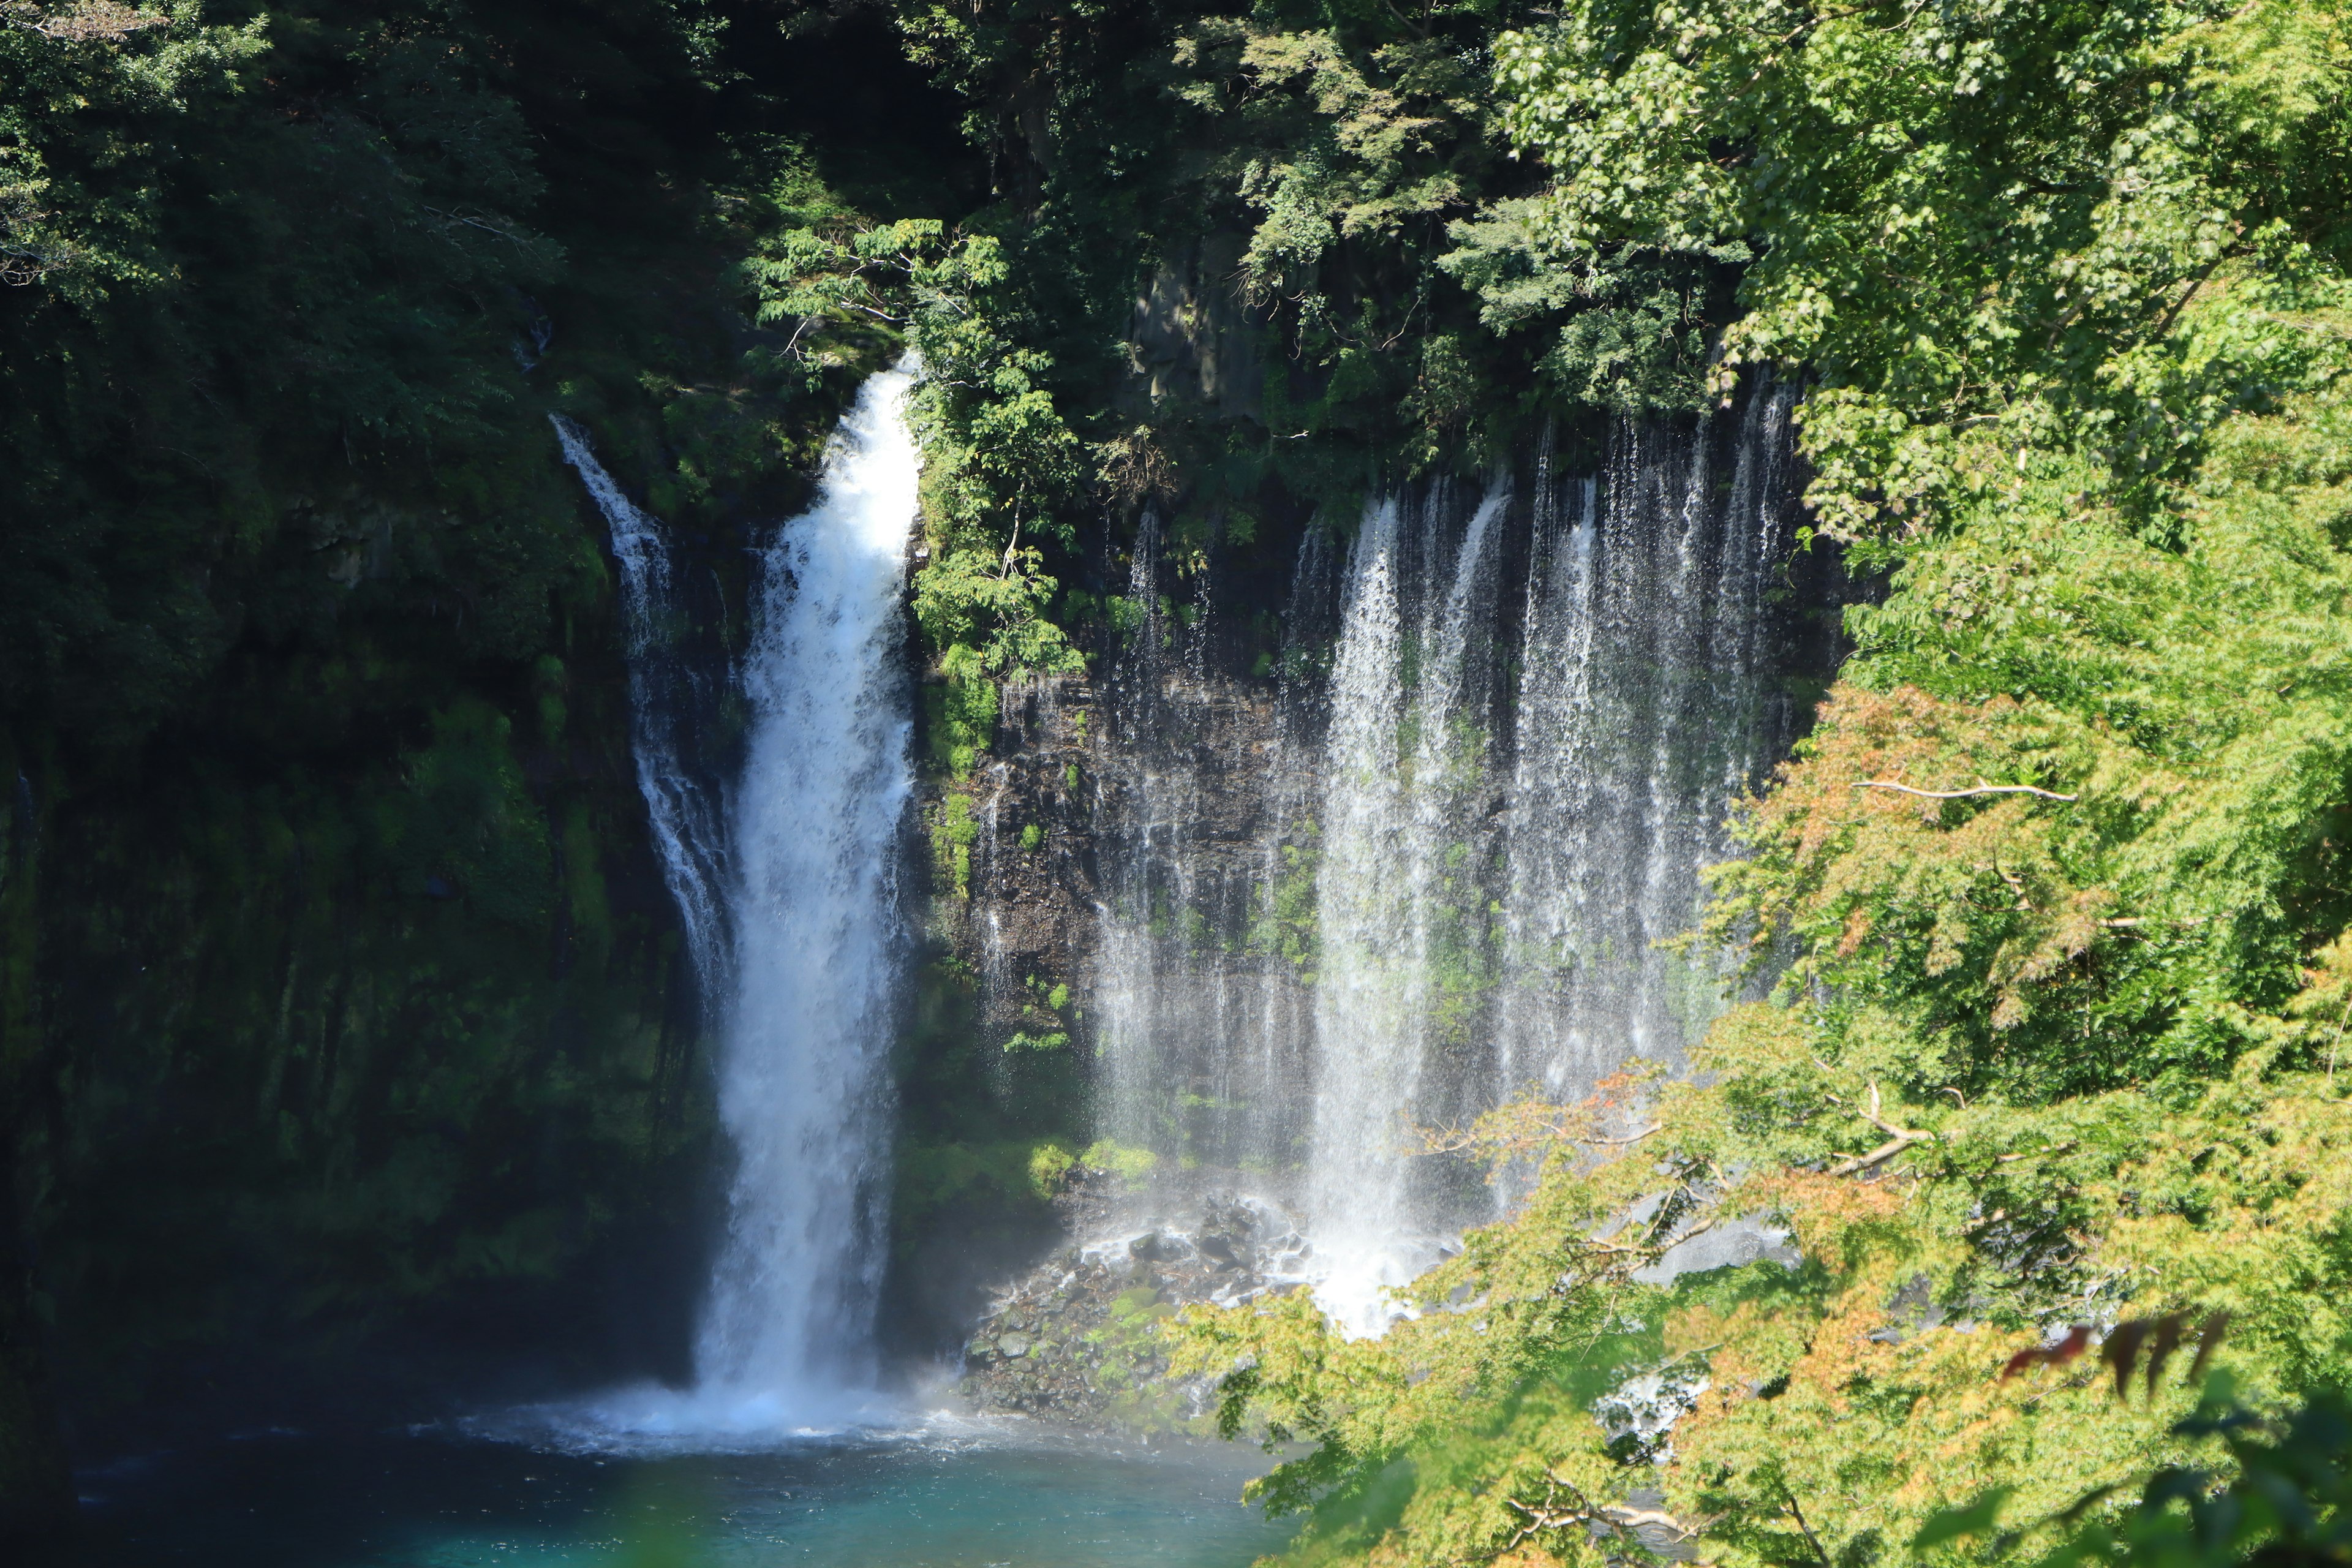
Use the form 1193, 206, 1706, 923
1504, 1471, 1709, 1549
1855, 780, 2077, 802
2147, 249, 2230, 344
1783, 1486, 1834, 1568
1826, 1081, 1935, 1177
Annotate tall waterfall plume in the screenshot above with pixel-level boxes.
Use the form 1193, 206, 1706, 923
557, 364, 920, 1432
1305, 484, 1507, 1329
698, 364, 919, 1414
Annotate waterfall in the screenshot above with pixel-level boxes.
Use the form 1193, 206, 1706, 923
551, 416, 733, 1002
1306, 485, 1507, 1330
556, 363, 920, 1433
1494, 382, 1798, 1099
1092, 510, 1316, 1180
697, 364, 918, 1414
1077, 379, 1806, 1334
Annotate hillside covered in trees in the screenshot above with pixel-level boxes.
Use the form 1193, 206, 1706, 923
5, 1, 2352, 1565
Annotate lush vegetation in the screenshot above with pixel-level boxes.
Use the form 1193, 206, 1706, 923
1159, 3, 2352, 1566
10, 0, 2352, 1557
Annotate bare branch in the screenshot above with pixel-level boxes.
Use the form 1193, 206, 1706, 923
1827, 1132, 1931, 1177
1504, 1469, 1710, 1550
1784, 1486, 1834, 1568
1855, 780, 2077, 802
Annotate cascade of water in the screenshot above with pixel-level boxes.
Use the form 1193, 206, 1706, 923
1060, 379, 1806, 1338
1302, 495, 1407, 1251
1494, 380, 1798, 1101
693, 364, 920, 1415
1091, 511, 1316, 1180
1095, 510, 1182, 1159
1305, 486, 1506, 1330
551, 417, 734, 1003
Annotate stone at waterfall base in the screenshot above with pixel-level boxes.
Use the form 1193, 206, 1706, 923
955, 1196, 1304, 1430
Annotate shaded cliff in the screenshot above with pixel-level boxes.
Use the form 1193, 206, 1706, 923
0, 0, 982, 1527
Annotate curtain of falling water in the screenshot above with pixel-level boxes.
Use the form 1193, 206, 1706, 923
1305, 484, 1507, 1329
1077, 379, 1806, 1331
694, 364, 920, 1413
1494, 379, 1800, 1100
1092, 511, 1321, 1178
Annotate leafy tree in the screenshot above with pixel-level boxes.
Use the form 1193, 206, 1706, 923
1494, 0, 2352, 545
744, 205, 1087, 689
1915, 1383, 2352, 1568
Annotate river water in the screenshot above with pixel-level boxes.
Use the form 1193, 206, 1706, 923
63, 1423, 1292, 1567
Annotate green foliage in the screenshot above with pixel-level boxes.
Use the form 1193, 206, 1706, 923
2022, 1387, 2352, 1568
927, 643, 1000, 779
1250, 826, 1324, 976
1158, 4, 1542, 472
931, 790, 979, 896
1170, 18, 1479, 305
744, 206, 1085, 688
376, 699, 552, 927
1439, 196, 1725, 415
894, 1136, 1079, 1240
1494, 0, 2352, 547
1182, 1046, 2352, 1567
1081, 1139, 1161, 1184
0, 0, 565, 742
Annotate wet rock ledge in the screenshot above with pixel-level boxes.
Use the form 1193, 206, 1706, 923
957, 1196, 1309, 1427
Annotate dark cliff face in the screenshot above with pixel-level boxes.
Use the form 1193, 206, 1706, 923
880, 492, 1323, 1355
0, 480, 724, 1459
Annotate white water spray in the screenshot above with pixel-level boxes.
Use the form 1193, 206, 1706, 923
697, 364, 919, 1417
1306, 486, 1506, 1333
1071, 384, 1806, 1338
